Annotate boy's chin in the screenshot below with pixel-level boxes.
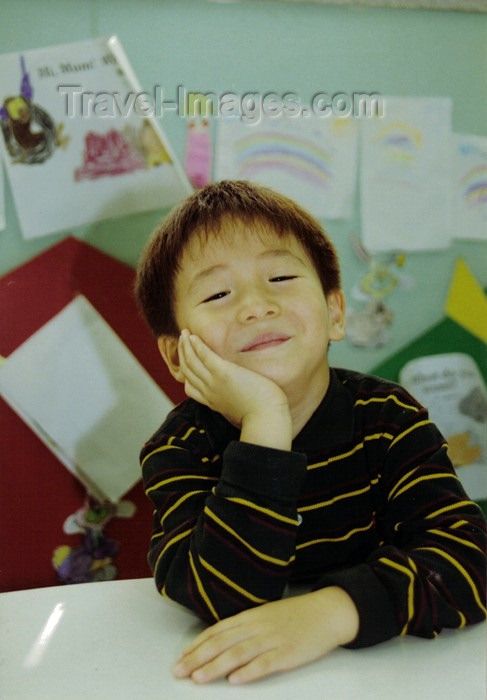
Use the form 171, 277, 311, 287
242, 364, 291, 388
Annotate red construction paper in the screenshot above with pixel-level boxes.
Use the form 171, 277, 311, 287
0, 237, 185, 591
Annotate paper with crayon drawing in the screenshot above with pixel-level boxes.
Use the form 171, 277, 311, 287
0, 36, 191, 238
452, 133, 487, 242
215, 114, 358, 220
360, 97, 453, 251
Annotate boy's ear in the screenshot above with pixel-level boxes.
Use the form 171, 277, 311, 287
328, 290, 346, 341
157, 334, 184, 383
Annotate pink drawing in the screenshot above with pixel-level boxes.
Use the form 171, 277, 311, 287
184, 118, 212, 189
74, 129, 146, 181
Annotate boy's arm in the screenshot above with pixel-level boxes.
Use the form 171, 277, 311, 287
143, 433, 307, 621
166, 379, 485, 684
142, 332, 308, 621
158, 332, 360, 683
312, 398, 486, 649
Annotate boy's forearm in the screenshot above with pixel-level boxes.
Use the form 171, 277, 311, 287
145, 430, 307, 624
240, 407, 293, 451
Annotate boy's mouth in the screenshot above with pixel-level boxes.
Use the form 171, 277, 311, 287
240, 333, 291, 352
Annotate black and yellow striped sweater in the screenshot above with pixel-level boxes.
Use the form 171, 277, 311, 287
141, 368, 486, 647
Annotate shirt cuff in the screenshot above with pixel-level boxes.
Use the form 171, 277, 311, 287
313, 563, 399, 648
218, 440, 307, 505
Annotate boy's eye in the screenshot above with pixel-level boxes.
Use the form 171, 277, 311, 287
202, 291, 229, 303
270, 275, 298, 282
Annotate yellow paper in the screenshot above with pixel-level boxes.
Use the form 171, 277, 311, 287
445, 258, 487, 344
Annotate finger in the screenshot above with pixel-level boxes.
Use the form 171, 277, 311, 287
175, 622, 257, 679
183, 380, 210, 407
180, 332, 214, 383
188, 638, 263, 684
188, 333, 226, 375
180, 616, 243, 657
178, 334, 221, 408
178, 332, 211, 390
227, 648, 284, 685
178, 348, 205, 399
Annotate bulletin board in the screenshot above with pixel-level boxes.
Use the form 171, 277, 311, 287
0, 0, 486, 588
1, 0, 485, 375
371, 304, 487, 516
372, 311, 487, 383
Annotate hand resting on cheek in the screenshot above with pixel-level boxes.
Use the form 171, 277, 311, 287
178, 330, 293, 450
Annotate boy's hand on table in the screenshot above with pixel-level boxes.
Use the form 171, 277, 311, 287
179, 330, 292, 450
173, 587, 359, 685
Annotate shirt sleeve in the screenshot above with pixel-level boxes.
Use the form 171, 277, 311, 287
141, 413, 307, 622
313, 395, 487, 648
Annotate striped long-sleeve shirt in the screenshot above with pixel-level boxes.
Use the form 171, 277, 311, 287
140, 368, 486, 647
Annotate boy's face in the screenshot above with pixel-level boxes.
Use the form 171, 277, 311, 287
162, 220, 345, 398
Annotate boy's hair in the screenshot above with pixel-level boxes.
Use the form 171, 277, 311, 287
135, 180, 341, 337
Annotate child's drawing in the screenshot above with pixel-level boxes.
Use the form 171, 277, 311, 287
216, 115, 357, 219
0, 38, 190, 239
373, 121, 422, 173
453, 134, 487, 241
234, 129, 334, 189
346, 235, 411, 349
0, 56, 69, 164
74, 128, 146, 181
360, 97, 453, 251
124, 121, 173, 169
185, 117, 212, 189
400, 352, 487, 499
75, 120, 174, 182
463, 165, 487, 207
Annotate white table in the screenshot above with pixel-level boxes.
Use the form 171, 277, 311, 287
1, 578, 485, 699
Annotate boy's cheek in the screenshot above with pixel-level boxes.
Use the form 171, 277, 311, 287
189, 325, 225, 357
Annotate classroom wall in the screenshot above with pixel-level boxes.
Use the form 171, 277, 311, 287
1, 0, 486, 374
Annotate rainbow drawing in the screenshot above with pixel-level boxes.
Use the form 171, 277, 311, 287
374, 121, 422, 167
462, 164, 487, 208
233, 131, 335, 189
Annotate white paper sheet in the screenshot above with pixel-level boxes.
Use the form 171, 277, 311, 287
452, 133, 487, 241
215, 115, 358, 220
360, 97, 453, 251
0, 296, 173, 502
400, 352, 487, 501
0, 36, 191, 239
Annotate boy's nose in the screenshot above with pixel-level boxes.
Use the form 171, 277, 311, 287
237, 291, 279, 323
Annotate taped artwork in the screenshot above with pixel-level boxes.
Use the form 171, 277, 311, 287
400, 353, 487, 500
215, 114, 358, 219
0, 56, 70, 165
360, 97, 453, 251
346, 235, 412, 349
453, 133, 487, 241
0, 37, 191, 238
184, 117, 213, 189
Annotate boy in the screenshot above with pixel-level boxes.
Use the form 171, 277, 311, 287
135, 180, 486, 686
